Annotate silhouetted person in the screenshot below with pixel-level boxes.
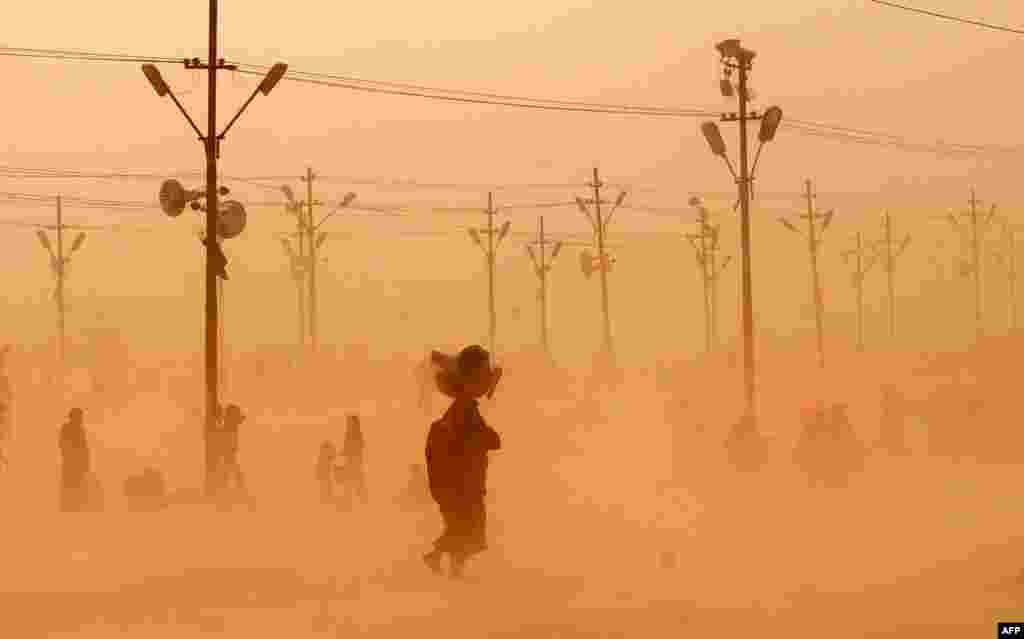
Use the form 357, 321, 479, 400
316, 440, 339, 503
218, 404, 246, 495
59, 407, 90, 512
334, 414, 367, 505
203, 404, 223, 497
422, 345, 503, 579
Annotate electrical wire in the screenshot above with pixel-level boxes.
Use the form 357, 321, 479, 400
235, 68, 714, 118
237, 63, 710, 116
3, 45, 1018, 159
867, 0, 1024, 35
0, 46, 182, 64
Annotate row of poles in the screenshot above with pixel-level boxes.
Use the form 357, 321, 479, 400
64, 16, 1017, 487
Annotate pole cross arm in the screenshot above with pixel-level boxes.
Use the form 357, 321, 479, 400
218, 63, 288, 142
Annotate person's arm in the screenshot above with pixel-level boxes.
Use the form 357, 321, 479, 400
481, 424, 501, 451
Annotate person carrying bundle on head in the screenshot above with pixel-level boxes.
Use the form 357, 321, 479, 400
422, 345, 503, 580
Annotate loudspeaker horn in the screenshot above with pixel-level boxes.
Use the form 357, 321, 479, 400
217, 200, 247, 239
159, 179, 202, 217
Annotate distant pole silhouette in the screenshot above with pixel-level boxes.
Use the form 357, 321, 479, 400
883, 212, 896, 340
970, 190, 983, 339
526, 216, 563, 359
686, 198, 731, 354
576, 168, 627, 368
779, 180, 832, 369
467, 193, 509, 358
56, 195, 65, 374
280, 172, 356, 358
842, 232, 877, 352
35, 196, 86, 383
302, 167, 321, 354
875, 211, 911, 343
944, 190, 995, 344
993, 218, 1019, 334
296, 215, 307, 352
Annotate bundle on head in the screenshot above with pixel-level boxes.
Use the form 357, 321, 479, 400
430, 345, 502, 399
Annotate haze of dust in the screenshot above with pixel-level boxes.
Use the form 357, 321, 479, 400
0, 343, 1022, 638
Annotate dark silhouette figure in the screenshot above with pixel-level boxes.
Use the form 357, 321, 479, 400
315, 440, 338, 503
422, 345, 503, 579
203, 404, 223, 497
336, 414, 367, 505
59, 408, 91, 512
217, 404, 246, 496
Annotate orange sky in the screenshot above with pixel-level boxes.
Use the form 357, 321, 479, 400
1, 0, 1021, 360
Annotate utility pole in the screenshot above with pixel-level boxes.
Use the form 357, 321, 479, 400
875, 212, 911, 342
943, 190, 996, 343
575, 168, 627, 369
302, 168, 322, 353
841, 232, 877, 352
56, 196, 65, 372
468, 193, 510, 357
702, 39, 783, 423
991, 218, 1020, 334
141, 9, 286, 494
779, 180, 833, 369
686, 196, 732, 353
277, 228, 306, 354
526, 216, 564, 359
35, 196, 87, 382
281, 175, 356, 357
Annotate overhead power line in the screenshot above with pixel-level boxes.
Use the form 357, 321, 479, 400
237, 63, 708, 115
3, 45, 1019, 158
235, 68, 714, 118
868, 0, 1024, 35
0, 46, 182, 64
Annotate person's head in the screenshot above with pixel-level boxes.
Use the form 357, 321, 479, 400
68, 407, 83, 424
321, 440, 336, 455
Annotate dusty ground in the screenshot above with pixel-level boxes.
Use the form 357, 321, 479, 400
1, 351, 1023, 637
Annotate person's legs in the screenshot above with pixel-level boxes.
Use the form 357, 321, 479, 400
424, 505, 459, 575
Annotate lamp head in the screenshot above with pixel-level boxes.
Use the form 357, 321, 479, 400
258, 63, 288, 96
141, 64, 169, 97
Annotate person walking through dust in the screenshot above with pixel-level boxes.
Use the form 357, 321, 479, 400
218, 404, 247, 496
315, 440, 339, 504
422, 345, 503, 580
337, 414, 368, 505
59, 408, 91, 512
